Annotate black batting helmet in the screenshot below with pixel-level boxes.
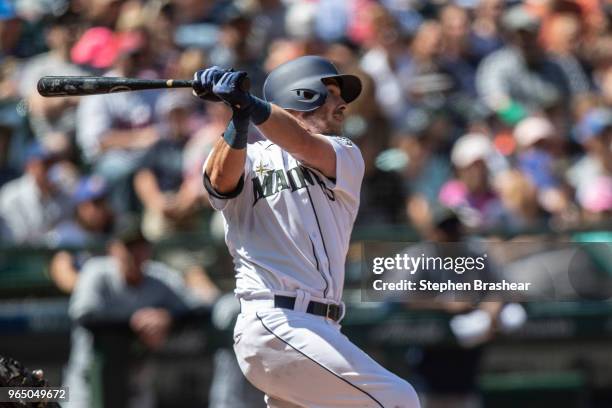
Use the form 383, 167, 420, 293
263, 56, 362, 112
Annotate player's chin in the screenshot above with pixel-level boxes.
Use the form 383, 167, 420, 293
328, 117, 344, 135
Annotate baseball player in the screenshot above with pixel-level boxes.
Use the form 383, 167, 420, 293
196, 56, 420, 408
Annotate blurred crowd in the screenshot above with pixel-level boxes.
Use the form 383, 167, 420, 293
0, 0, 610, 252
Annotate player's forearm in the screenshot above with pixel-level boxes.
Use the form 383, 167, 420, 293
99, 127, 156, 151
28, 92, 72, 119
49, 251, 78, 294
257, 105, 336, 176
175, 181, 201, 212
205, 138, 246, 194
257, 105, 312, 152
99, 130, 136, 150
134, 169, 165, 211
72, 308, 132, 332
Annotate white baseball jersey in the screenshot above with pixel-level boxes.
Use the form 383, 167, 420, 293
204, 136, 364, 304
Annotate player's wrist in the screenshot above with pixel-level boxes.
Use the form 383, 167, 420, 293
223, 116, 248, 149
245, 94, 271, 125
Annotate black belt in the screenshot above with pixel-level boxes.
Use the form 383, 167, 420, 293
274, 295, 342, 322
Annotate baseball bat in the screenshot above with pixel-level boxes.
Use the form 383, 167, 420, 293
37, 75, 250, 98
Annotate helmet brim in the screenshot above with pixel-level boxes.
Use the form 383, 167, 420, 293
322, 74, 362, 104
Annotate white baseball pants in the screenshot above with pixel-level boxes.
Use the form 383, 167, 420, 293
233, 299, 421, 408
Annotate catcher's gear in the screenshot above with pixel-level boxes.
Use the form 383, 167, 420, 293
263, 55, 362, 112
0, 355, 59, 408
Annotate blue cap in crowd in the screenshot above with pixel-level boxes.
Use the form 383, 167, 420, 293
0, 1, 16, 21
575, 108, 612, 144
73, 175, 109, 205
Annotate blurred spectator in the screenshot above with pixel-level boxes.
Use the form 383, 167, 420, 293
0, 143, 72, 244
263, 37, 308, 73
144, 2, 179, 65
439, 133, 506, 229
64, 227, 204, 408
0, 124, 18, 186
283, 0, 318, 41
135, 93, 201, 242
0, 2, 30, 60
470, 0, 504, 59
352, 118, 406, 227
438, 4, 479, 97
588, 35, 612, 105
70, 26, 117, 70
544, 13, 591, 95
398, 20, 455, 112
19, 11, 87, 153
48, 175, 115, 293
390, 111, 453, 230
0, 51, 19, 100
170, 0, 230, 25
75, 31, 161, 213
360, 4, 409, 123
314, 0, 349, 42
567, 108, 612, 204
494, 169, 549, 231
577, 175, 612, 223
134, 92, 219, 302
209, 10, 267, 92
48, 175, 114, 247
172, 47, 208, 79
210, 12, 251, 68
249, 0, 287, 59
182, 101, 231, 196
513, 115, 572, 216
0, 1, 28, 177
72, 0, 122, 27
476, 5, 572, 121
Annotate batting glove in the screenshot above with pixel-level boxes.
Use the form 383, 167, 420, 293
192, 66, 227, 101
213, 71, 271, 125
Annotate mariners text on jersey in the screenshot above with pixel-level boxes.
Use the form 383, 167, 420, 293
252, 164, 336, 205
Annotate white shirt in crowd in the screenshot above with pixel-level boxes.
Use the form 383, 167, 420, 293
0, 174, 71, 244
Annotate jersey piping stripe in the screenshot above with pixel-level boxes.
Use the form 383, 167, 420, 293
309, 236, 322, 276
255, 312, 385, 408
304, 183, 331, 298
309, 225, 328, 297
